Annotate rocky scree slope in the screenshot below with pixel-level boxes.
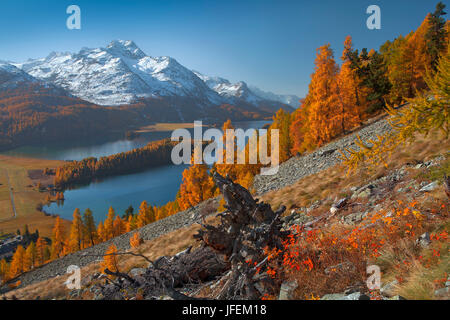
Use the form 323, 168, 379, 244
253, 116, 393, 194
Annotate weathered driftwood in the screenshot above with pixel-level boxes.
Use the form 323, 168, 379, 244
97, 173, 289, 300
194, 173, 289, 299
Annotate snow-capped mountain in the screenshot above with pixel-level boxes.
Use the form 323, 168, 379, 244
14, 40, 223, 106
193, 71, 263, 105
0, 62, 38, 89
10, 40, 296, 113
194, 71, 301, 108
248, 85, 302, 108
0, 61, 68, 96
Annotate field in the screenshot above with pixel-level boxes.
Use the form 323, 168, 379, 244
0, 155, 70, 237
0, 169, 13, 220
135, 122, 208, 133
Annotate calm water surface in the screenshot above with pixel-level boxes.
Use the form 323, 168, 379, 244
1, 120, 270, 221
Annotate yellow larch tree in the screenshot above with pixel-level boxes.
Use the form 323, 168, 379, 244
68, 208, 83, 252
104, 207, 116, 241
50, 216, 66, 260
23, 242, 36, 272
9, 245, 25, 278
101, 244, 119, 274
35, 237, 48, 266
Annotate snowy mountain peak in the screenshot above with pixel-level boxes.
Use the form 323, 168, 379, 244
0, 62, 37, 88
106, 40, 146, 60
193, 71, 254, 99
8, 40, 297, 111
193, 71, 300, 107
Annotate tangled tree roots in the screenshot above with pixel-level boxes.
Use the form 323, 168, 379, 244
98, 173, 289, 300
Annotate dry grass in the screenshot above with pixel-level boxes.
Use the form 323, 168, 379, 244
2, 130, 448, 300
377, 220, 450, 300
0, 155, 66, 237
135, 122, 208, 133
259, 130, 449, 300
261, 131, 450, 213
1, 215, 218, 300
0, 169, 13, 220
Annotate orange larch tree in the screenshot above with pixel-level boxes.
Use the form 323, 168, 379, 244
129, 232, 143, 248
104, 207, 116, 241
336, 36, 366, 133
101, 244, 119, 274
9, 245, 25, 279
50, 216, 66, 260
291, 44, 341, 153
178, 162, 215, 210
68, 208, 84, 252
23, 242, 36, 272
35, 237, 48, 266
97, 221, 106, 243
82, 208, 98, 247
113, 215, 126, 237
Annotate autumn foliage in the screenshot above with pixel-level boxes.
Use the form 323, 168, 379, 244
101, 244, 119, 274
1, 3, 447, 289
263, 200, 448, 299
129, 232, 143, 248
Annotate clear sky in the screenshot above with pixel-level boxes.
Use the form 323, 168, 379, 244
0, 0, 447, 97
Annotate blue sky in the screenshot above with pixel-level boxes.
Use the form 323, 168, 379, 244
0, 0, 447, 97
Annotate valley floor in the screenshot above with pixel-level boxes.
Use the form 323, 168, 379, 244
0, 155, 69, 237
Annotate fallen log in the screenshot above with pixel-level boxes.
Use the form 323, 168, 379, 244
95, 172, 289, 300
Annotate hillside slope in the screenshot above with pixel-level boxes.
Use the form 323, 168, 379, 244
0, 112, 398, 293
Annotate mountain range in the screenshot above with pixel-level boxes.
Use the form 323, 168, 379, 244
0, 40, 301, 150
6, 40, 300, 111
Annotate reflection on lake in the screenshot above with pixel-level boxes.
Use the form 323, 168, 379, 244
44, 164, 188, 221
2, 120, 270, 222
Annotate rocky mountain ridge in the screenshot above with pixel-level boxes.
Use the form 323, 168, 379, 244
8, 40, 298, 111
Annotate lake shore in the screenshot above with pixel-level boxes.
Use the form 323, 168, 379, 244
0, 155, 71, 237
1, 120, 271, 225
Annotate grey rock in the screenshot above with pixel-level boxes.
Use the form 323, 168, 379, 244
254, 117, 393, 195
419, 181, 439, 192
282, 212, 297, 224
321, 293, 347, 300
341, 212, 367, 225
69, 289, 82, 298
345, 292, 362, 300
321, 292, 369, 300
380, 280, 398, 297
388, 295, 406, 300
278, 281, 298, 300
333, 198, 348, 209
434, 287, 449, 297
129, 268, 146, 277
330, 198, 348, 214
318, 149, 336, 157
93, 293, 104, 300
417, 232, 431, 248
351, 186, 373, 200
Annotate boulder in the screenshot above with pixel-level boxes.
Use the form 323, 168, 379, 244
321, 292, 369, 300
380, 279, 398, 297
278, 281, 298, 300
434, 287, 449, 297
419, 181, 439, 192
129, 268, 147, 277
417, 232, 431, 248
